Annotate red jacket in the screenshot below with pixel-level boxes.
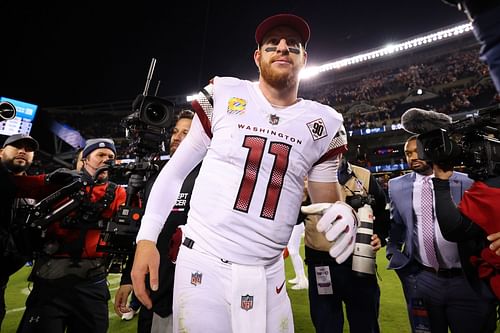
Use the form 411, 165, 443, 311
459, 181, 500, 299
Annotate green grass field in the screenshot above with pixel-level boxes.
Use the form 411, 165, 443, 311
2, 247, 411, 333
3, 246, 493, 332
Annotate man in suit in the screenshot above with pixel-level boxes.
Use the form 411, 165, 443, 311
386, 135, 496, 333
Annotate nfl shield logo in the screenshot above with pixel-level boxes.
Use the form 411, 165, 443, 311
269, 114, 279, 125
191, 272, 202, 286
241, 294, 254, 311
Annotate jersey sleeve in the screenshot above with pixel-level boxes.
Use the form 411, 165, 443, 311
314, 124, 348, 166
191, 79, 215, 139
308, 156, 340, 183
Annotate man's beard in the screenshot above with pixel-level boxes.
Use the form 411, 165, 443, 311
412, 162, 432, 175
259, 57, 298, 90
3, 159, 30, 174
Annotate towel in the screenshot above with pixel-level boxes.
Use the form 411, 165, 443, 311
231, 263, 267, 333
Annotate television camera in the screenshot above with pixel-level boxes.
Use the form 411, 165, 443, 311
97, 58, 177, 272
19, 59, 178, 273
415, 105, 500, 181
121, 58, 177, 159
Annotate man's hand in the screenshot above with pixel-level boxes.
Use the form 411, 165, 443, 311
45, 168, 81, 185
301, 202, 358, 264
487, 232, 500, 255
128, 173, 146, 190
371, 234, 382, 252
114, 284, 133, 317
131, 240, 160, 309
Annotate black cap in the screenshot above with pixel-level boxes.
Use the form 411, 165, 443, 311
2, 134, 39, 151
255, 13, 310, 47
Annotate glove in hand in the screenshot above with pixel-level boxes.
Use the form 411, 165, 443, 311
301, 202, 358, 264
128, 174, 146, 190
45, 168, 81, 185
169, 227, 183, 263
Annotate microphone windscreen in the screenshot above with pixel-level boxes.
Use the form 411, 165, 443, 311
401, 108, 452, 134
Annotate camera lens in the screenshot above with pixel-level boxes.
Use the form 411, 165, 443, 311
351, 204, 376, 276
144, 103, 167, 123
138, 96, 175, 128
0, 101, 16, 120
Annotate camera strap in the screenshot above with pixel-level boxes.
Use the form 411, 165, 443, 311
342, 167, 370, 197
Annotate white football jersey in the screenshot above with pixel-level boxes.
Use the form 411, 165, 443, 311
185, 76, 346, 265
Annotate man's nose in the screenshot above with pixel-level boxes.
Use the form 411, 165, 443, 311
276, 39, 290, 53
171, 134, 180, 144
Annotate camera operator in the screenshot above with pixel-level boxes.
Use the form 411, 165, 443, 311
12, 138, 130, 333
432, 162, 500, 300
0, 134, 38, 329
442, 0, 500, 254
115, 110, 199, 333
303, 155, 388, 333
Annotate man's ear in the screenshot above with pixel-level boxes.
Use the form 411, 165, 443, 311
254, 48, 261, 69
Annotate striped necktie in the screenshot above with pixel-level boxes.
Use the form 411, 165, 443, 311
421, 176, 439, 270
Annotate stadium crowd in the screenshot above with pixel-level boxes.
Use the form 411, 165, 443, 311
303, 48, 499, 131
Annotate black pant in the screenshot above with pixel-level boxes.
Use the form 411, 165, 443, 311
17, 278, 110, 333
136, 307, 152, 333
306, 249, 380, 333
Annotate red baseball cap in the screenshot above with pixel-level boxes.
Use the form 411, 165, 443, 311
255, 14, 310, 47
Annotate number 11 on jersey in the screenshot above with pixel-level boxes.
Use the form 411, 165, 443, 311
233, 135, 292, 220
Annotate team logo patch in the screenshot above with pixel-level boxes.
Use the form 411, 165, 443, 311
240, 294, 254, 311
307, 118, 328, 141
191, 271, 203, 286
227, 97, 246, 115
269, 114, 280, 125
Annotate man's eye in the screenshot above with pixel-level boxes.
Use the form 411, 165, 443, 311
266, 38, 279, 45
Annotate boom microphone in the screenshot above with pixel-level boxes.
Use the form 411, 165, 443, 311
400, 108, 452, 134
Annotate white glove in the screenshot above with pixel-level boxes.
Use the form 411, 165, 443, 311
301, 202, 358, 264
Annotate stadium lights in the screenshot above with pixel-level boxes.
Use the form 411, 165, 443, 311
299, 21, 473, 81
186, 22, 473, 102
